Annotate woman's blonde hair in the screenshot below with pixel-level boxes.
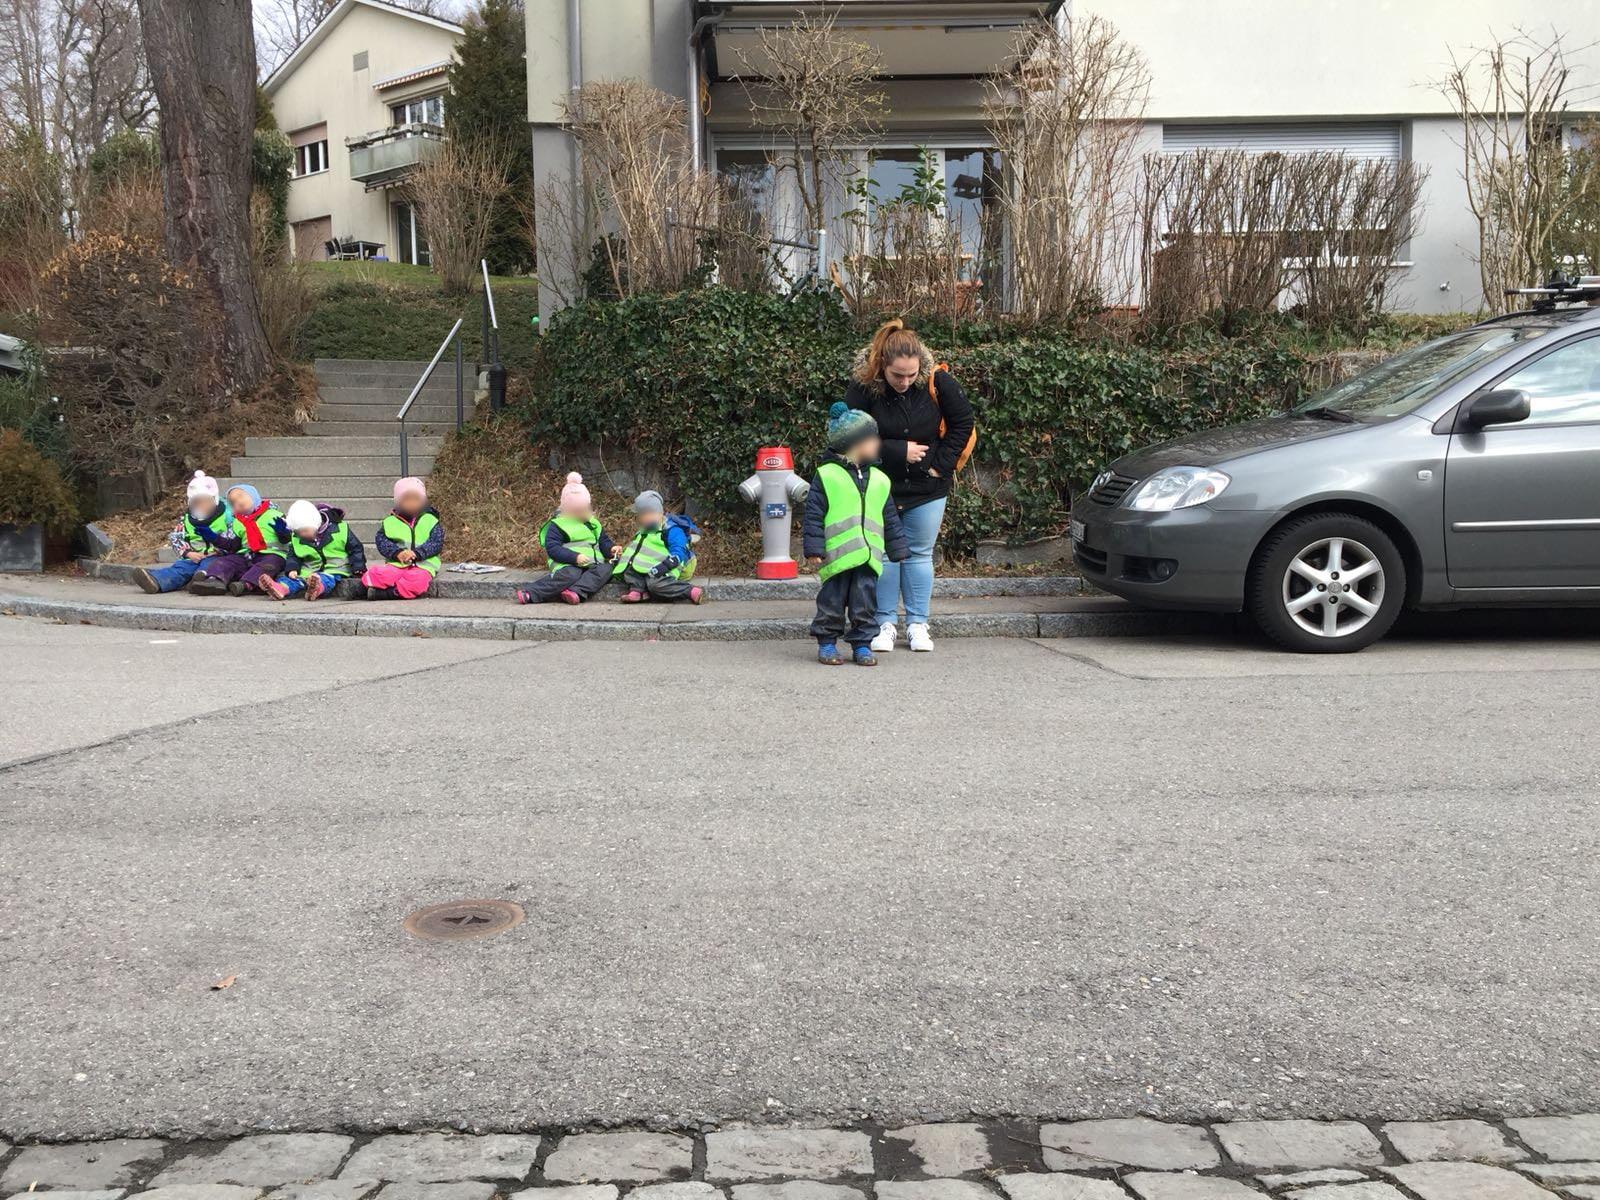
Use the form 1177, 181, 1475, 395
854, 318, 928, 388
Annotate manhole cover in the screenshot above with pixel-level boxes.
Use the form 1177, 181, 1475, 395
403, 899, 525, 941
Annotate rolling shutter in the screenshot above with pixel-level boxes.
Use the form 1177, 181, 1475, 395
1162, 123, 1403, 161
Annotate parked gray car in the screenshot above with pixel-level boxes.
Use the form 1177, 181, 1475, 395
1072, 292, 1600, 651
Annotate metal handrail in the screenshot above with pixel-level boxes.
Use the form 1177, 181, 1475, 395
398, 316, 464, 477
480, 258, 504, 413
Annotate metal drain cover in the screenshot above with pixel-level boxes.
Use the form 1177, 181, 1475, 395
403, 898, 525, 941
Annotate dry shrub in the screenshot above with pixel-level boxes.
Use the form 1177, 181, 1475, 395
81, 165, 165, 241
251, 190, 314, 362
737, 10, 886, 237
985, 16, 1150, 324
551, 80, 741, 299
0, 131, 69, 315
404, 135, 512, 293
1439, 30, 1600, 312
1141, 150, 1426, 332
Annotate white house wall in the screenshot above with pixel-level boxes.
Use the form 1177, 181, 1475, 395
268, 3, 461, 255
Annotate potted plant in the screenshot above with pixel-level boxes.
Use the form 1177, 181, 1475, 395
0, 429, 78, 573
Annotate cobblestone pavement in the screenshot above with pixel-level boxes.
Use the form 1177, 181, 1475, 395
6, 1118, 1600, 1200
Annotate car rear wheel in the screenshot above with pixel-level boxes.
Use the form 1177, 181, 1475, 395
1247, 513, 1406, 653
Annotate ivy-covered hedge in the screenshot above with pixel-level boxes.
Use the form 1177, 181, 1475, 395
529, 288, 1318, 553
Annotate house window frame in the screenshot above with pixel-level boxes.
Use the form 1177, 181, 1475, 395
391, 92, 445, 129
394, 200, 430, 266
293, 139, 329, 179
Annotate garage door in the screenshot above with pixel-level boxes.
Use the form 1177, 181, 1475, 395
1161, 123, 1403, 160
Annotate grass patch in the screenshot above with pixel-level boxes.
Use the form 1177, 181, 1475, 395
303, 259, 537, 292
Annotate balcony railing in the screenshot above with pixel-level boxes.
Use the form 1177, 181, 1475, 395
346, 122, 445, 190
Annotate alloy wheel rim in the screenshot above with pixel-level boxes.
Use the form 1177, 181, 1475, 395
1281, 536, 1385, 639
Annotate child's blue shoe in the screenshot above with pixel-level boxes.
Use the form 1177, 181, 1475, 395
817, 641, 844, 666
853, 645, 877, 667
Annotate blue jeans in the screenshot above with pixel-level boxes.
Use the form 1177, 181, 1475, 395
146, 555, 215, 592
280, 572, 342, 597
874, 496, 946, 626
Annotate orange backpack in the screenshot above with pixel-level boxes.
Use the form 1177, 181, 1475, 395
929, 362, 978, 473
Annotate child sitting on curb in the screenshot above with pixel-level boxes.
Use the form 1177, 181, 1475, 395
516, 472, 617, 605
188, 484, 292, 596
134, 471, 243, 594
362, 477, 442, 600
804, 402, 909, 666
263, 500, 367, 600
612, 490, 704, 605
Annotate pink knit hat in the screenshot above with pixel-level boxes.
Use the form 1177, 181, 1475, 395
559, 471, 591, 513
393, 476, 426, 504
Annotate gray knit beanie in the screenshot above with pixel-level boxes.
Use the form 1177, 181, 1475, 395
632, 489, 665, 515
826, 401, 878, 452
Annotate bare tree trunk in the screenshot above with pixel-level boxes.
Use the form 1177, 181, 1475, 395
137, 0, 271, 392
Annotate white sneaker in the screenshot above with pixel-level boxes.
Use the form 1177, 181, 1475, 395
906, 622, 934, 652
870, 622, 897, 652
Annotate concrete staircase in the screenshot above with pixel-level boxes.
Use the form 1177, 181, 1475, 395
222, 358, 471, 542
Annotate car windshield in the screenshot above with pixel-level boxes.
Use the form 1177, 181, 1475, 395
1294, 325, 1552, 417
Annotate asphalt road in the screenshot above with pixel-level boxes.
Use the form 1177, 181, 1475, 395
2, 614, 1599, 1140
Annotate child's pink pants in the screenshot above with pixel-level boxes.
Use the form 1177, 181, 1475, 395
361, 563, 434, 598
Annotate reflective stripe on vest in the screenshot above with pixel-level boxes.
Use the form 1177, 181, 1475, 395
182, 507, 235, 553
543, 513, 604, 573
382, 510, 441, 576
816, 461, 890, 583
290, 523, 352, 577
612, 526, 681, 578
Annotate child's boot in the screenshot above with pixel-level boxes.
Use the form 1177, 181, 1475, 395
188, 572, 225, 596
134, 568, 161, 594
619, 588, 645, 603
688, 586, 705, 605
514, 586, 535, 605
817, 641, 844, 666
259, 574, 290, 600
853, 645, 877, 667
305, 574, 326, 601
226, 580, 250, 597
559, 588, 581, 605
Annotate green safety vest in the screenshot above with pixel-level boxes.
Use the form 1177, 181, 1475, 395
541, 513, 605, 574
289, 521, 353, 578
382, 510, 441, 576
244, 505, 290, 557
612, 524, 686, 580
181, 506, 236, 553
816, 461, 891, 583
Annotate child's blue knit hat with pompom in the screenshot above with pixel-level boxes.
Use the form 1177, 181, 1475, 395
826, 400, 878, 452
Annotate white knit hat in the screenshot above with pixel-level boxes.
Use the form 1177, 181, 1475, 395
186, 471, 219, 502
285, 499, 322, 533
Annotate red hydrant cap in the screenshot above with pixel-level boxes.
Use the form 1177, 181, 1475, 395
755, 447, 794, 471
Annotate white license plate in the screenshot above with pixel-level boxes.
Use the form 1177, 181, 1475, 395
1069, 518, 1086, 544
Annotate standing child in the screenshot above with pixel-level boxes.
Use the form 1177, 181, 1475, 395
804, 402, 909, 666
134, 471, 244, 594
362, 476, 443, 599
263, 500, 367, 600
187, 484, 292, 596
612, 490, 705, 604
515, 472, 617, 605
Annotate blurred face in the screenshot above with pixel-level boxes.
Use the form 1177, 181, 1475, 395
884, 355, 920, 394
188, 496, 219, 520
292, 522, 319, 540
226, 488, 254, 515
849, 432, 883, 464
559, 497, 591, 521
396, 491, 425, 518
636, 510, 663, 529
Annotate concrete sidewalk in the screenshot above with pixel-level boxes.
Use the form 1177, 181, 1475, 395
1, 573, 1224, 642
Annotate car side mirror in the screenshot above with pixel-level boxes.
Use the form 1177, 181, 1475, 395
1459, 388, 1531, 430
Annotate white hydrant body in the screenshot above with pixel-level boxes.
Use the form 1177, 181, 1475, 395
736, 446, 810, 579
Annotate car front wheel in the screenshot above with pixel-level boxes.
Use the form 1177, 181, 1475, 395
1247, 513, 1406, 653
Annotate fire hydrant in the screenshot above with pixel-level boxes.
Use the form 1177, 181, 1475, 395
736, 446, 810, 579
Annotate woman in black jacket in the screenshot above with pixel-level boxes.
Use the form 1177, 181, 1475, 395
841, 318, 975, 654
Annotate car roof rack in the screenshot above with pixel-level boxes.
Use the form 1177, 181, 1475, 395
1505, 271, 1600, 312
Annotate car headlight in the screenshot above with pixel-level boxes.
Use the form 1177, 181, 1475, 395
1126, 466, 1230, 511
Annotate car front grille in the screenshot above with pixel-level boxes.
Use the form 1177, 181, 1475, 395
1073, 542, 1108, 575
1088, 472, 1139, 507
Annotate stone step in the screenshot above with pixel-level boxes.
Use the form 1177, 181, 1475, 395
317, 385, 468, 407
220, 475, 418, 500
315, 371, 473, 392
315, 357, 468, 374
244, 435, 447, 457
229, 454, 435, 478
304, 420, 454, 438
316, 403, 463, 424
